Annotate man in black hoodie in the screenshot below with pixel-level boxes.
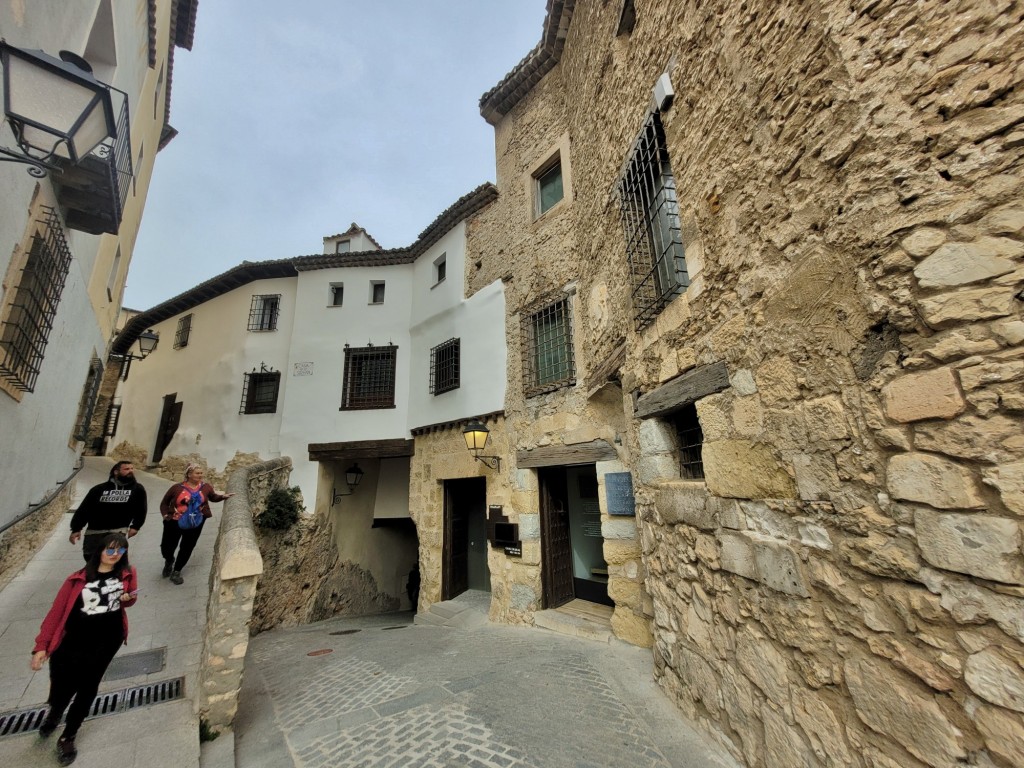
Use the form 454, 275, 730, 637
69, 461, 148, 562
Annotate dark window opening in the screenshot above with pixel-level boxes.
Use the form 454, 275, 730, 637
330, 284, 344, 306
248, 294, 280, 331
618, 112, 689, 331
522, 297, 575, 397
430, 338, 460, 395
371, 282, 385, 304
616, 0, 637, 36
671, 403, 705, 480
240, 365, 281, 414
536, 158, 564, 215
341, 344, 397, 410
173, 314, 192, 349
72, 357, 104, 441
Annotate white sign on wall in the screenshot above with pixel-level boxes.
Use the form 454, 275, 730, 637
293, 362, 314, 377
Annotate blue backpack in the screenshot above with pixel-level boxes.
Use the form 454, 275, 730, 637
178, 488, 204, 530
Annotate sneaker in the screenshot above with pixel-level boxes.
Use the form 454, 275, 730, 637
170, 571, 183, 585
38, 717, 58, 738
162, 560, 173, 578
56, 735, 77, 765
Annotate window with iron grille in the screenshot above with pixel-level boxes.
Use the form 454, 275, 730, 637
617, 111, 689, 331
341, 344, 397, 410
239, 365, 281, 414
0, 206, 74, 394
173, 314, 192, 349
671, 403, 705, 480
247, 294, 280, 331
521, 297, 575, 397
104, 399, 122, 437
73, 357, 104, 441
429, 338, 460, 395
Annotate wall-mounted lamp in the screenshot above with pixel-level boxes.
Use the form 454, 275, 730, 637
463, 419, 500, 471
331, 463, 364, 506
0, 42, 117, 177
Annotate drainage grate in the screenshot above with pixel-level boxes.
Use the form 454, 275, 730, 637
0, 677, 185, 739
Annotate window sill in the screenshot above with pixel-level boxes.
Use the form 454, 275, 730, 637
326, 304, 343, 308
368, 302, 384, 306
339, 404, 397, 411
430, 278, 446, 290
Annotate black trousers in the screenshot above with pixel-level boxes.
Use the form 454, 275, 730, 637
46, 634, 122, 737
160, 519, 205, 571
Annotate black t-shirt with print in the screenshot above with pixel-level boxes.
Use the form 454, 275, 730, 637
62, 575, 125, 645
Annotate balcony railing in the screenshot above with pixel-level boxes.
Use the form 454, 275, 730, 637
54, 87, 133, 236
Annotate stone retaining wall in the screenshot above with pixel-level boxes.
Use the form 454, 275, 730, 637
197, 457, 288, 730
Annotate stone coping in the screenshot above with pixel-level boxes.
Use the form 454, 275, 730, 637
216, 458, 291, 580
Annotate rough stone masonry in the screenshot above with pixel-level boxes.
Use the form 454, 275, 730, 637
465, 1, 1024, 766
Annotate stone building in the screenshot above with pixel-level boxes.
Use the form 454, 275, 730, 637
456, 1, 1024, 767
0, 0, 198, 538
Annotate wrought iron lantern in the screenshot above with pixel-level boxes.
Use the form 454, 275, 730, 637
331, 463, 365, 505
462, 419, 500, 470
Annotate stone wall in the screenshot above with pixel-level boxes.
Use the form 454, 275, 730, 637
197, 457, 281, 731
469, 2, 1024, 766
0, 479, 75, 590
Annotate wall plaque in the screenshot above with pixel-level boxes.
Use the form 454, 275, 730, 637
605, 472, 635, 516
293, 362, 314, 377
503, 544, 522, 557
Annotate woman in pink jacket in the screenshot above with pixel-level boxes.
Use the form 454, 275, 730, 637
32, 532, 138, 766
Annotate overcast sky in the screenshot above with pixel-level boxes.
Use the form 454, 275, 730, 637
124, 1, 543, 310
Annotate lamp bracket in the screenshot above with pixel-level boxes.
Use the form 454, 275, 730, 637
474, 455, 501, 471
0, 145, 57, 177
331, 486, 354, 506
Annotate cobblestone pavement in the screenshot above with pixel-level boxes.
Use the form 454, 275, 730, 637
236, 613, 742, 768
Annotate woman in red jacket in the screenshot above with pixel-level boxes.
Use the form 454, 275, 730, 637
158, 463, 234, 585
32, 531, 138, 766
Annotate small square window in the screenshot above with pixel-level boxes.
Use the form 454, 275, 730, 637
335, 240, 351, 254
173, 314, 193, 348
329, 284, 344, 307
671, 404, 705, 480
429, 338, 460, 395
240, 366, 281, 414
341, 344, 397, 410
370, 281, 385, 305
536, 159, 564, 215
433, 254, 447, 285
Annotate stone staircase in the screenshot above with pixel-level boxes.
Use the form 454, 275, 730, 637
414, 589, 491, 629
534, 599, 614, 643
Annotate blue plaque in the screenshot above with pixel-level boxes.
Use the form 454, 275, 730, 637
605, 472, 635, 516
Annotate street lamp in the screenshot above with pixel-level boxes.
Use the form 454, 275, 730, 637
463, 419, 500, 471
0, 41, 117, 176
134, 329, 159, 359
331, 463, 364, 506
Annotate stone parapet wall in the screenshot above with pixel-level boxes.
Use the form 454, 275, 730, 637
0, 479, 76, 590
197, 457, 284, 731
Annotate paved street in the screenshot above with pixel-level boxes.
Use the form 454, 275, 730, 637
0, 458, 208, 768
236, 612, 741, 768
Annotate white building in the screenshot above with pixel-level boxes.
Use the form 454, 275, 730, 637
110, 185, 505, 605
0, 0, 198, 533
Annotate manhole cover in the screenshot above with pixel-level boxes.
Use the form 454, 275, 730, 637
329, 629, 361, 636
307, 649, 333, 657
103, 647, 166, 681
381, 626, 407, 631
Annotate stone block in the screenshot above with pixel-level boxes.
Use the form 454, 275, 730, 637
793, 688, 853, 766
654, 483, 714, 529
844, 656, 965, 767
918, 286, 1016, 327
887, 452, 984, 508
762, 704, 817, 768
509, 584, 537, 612
603, 539, 641, 564
916, 413, 1023, 463
732, 395, 763, 436
736, 633, 790, 706
720, 530, 758, 582
901, 227, 946, 257
919, 567, 1024, 642
991, 318, 1024, 345
707, 495, 744, 529
601, 518, 637, 540
720, 530, 809, 596
792, 452, 841, 501
695, 394, 731, 441
637, 418, 675, 454
881, 367, 966, 423
805, 394, 850, 441
730, 368, 758, 396
518, 513, 540, 540
983, 461, 1024, 514
914, 239, 1018, 288
973, 704, 1024, 767
610, 608, 652, 647
756, 357, 800, 402
636, 453, 681, 485
965, 647, 1024, 712
959, 359, 1024, 389
915, 508, 1024, 584
703, 440, 797, 499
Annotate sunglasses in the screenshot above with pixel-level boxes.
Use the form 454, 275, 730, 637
103, 547, 127, 556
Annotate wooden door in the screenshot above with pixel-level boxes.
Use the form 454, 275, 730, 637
540, 467, 574, 608
443, 480, 469, 599
153, 394, 181, 463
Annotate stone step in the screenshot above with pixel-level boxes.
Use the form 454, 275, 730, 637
413, 611, 449, 627
429, 600, 466, 619
534, 606, 613, 643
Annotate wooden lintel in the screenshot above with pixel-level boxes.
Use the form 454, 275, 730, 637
584, 341, 626, 396
516, 439, 618, 469
309, 438, 415, 463
635, 360, 730, 419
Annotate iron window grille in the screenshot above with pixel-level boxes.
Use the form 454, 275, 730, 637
248, 294, 280, 331
429, 338, 460, 395
617, 111, 689, 331
239, 364, 281, 414
72, 357, 104, 442
104, 399, 122, 437
671, 403, 705, 480
341, 344, 397, 410
118, 355, 132, 382
173, 314, 192, 349
0, 207, 74, 393
521, 297, 575, 397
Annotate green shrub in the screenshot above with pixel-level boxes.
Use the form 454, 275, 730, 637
199, 717, 219, 742
259, 486, 303, 530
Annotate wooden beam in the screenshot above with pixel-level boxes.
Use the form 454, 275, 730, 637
517, 439, 618, 468
635, 360, 730, 419
308, 438, 415, 462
